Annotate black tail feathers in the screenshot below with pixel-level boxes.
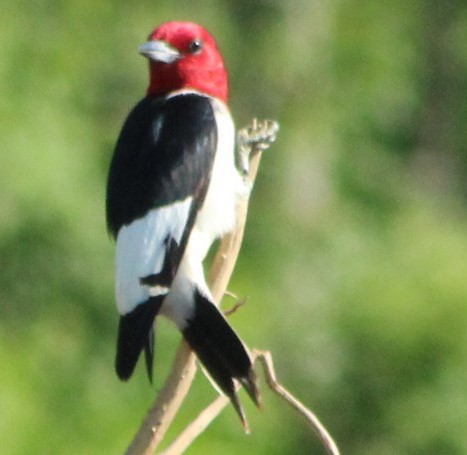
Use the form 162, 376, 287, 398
115, 296, 163, 382
183, 290, 261, 427
114, 291, 261, 428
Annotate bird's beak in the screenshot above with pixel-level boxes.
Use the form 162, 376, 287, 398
139, 40, 181, 63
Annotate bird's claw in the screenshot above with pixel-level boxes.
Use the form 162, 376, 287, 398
237, 119, 279, 175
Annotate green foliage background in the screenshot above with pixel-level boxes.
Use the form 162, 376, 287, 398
2, 1, 467, 453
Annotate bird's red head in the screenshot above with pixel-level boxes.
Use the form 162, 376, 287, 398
140, 22, 228, 102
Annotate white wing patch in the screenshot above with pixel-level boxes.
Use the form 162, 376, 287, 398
115, 197, 193, 315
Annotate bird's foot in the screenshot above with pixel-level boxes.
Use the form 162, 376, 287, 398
237, 119, 279, 175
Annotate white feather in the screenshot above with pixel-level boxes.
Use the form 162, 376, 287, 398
195, 98, 244, 241
115, 197, 193, 315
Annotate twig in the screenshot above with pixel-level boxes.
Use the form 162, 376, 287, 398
253, 350, 341, 455
160, 350, 341, 455
223, 296, 247, 316
158, 395, 230, 455
124, 119, 277, 455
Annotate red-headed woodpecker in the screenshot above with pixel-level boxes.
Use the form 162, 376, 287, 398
106, 21, 260, 422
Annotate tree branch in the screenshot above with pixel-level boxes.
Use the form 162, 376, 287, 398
253, 350, 341, 455
158, 394, 230, 455
159, 350, 341, 455
124, 119, 278, 455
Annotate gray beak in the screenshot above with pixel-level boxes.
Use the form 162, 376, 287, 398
139, 40, 181, 63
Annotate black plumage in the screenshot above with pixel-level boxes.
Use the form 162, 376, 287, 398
106, 93, 217, 237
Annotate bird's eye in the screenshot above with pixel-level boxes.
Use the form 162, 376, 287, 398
187, 39, 203, 54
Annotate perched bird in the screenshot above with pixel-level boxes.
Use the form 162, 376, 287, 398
106, 21, 260, 423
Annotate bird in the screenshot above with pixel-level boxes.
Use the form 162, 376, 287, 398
106, 21, 260, 425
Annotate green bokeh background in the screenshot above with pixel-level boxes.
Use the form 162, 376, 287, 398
2, 1, 467, 453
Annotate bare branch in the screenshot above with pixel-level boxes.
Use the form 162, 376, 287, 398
159, 350, 341, 455
253, 350, 341, 455
223, 297, 247, 317
158, 395, 230, 455
124, 343, 196, 455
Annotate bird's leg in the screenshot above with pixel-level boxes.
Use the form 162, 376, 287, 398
236, 118, 279, 175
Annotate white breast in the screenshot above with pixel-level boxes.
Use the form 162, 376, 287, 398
193, 98, 243, 246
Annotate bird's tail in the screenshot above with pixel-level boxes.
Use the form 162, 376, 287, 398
182, 289, 261, 426
115, 296, 164, 383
